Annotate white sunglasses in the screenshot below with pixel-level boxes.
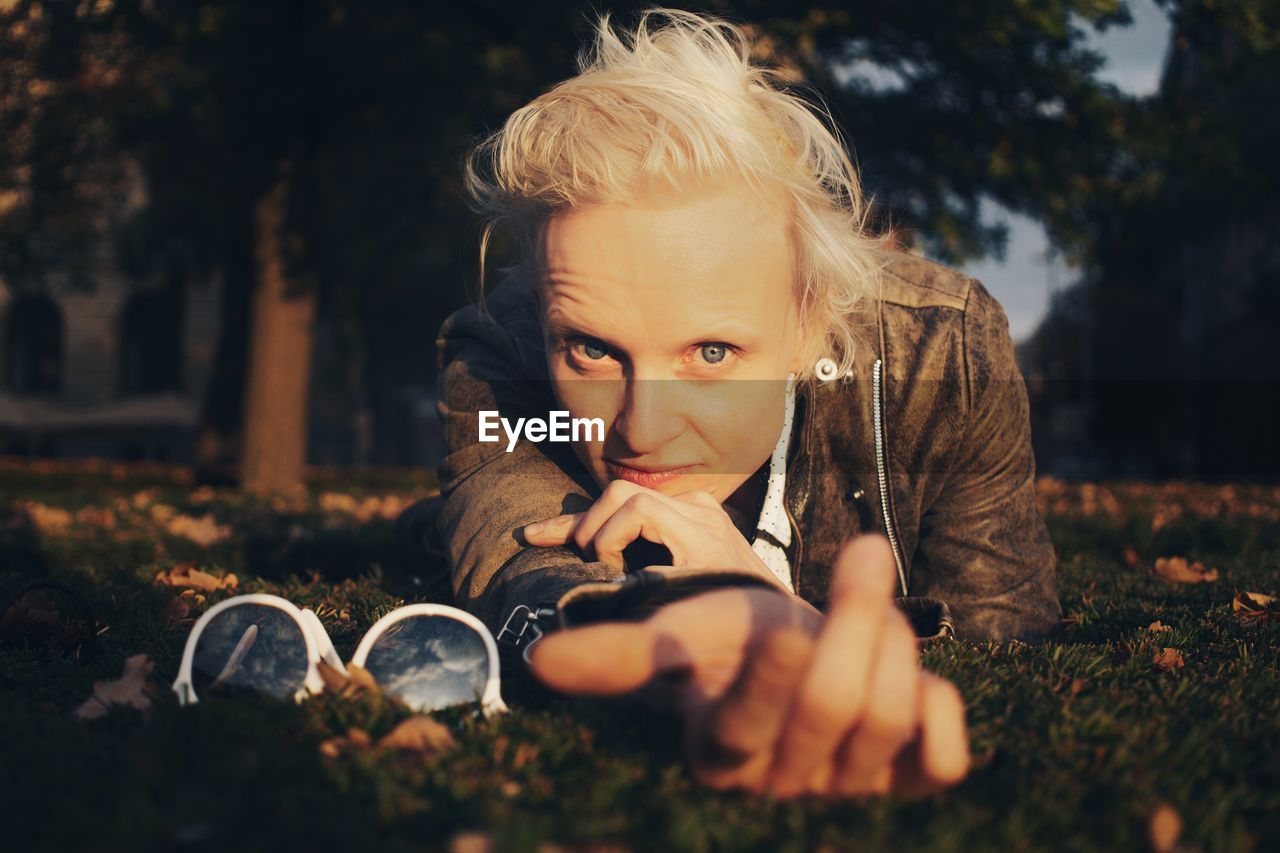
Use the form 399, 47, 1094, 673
171, 593, 507, 717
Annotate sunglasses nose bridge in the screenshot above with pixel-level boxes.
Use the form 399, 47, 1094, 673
299, 608, 347, 675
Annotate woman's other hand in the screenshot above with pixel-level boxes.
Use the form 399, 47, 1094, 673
522, 479, 786, 590
526, 534, 971, 799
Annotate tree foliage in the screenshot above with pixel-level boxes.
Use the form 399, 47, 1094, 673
1, 1, 1151, 279
1023, 0, 1280, 478
1, 0, 1160, 476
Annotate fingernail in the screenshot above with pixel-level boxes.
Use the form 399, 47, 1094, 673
524, 522, 544, 535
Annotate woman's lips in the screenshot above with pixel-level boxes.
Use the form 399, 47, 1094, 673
606, 460, 698, 489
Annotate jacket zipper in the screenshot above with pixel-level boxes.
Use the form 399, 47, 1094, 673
786, 380, 815, 595
782, 497, 802, 594
873, 358, 908, 595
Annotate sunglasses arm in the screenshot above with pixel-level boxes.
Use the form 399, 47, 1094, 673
173, 680, 198, 707
300, 609, 347, 676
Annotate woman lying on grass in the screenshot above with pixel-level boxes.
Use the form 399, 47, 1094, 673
433, 7, 1062, 798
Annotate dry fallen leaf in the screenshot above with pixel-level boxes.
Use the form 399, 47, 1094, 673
74, 654, 156, 720
319, 492, 360, 515
187, 485, 217, 504
1152, 556, 1219, 584
0, 592, 62, 637
178, 589, 206, 606
163, 512, 231, 546
1146, 620, 1173, 633
160, 596, 191, 631
448, 831, 496, 853
0, 589, 94, 649
1152, 647, 1185, 672
131, 488, 160, 509
1232, 591, 1277, 610
318, 727, 373, 758
1148, 802, 1183, 853
316, 659, 347, 692
1122, 547, 1145, 570
318, 492, 411, 523
149, 503, 178, 523
320, 717, 456, 759
17, 501, 72, 534
512, 742, 538, 770
316, 660, 380, 700
75, 506, 117, 529
154, 563, 238, 592
377, 716, 457, 754
1232, 591, 1279, 622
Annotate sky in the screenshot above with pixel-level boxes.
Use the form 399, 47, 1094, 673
952, 0, 1173, 342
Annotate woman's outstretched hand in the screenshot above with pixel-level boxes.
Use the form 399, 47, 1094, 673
526, 534, 971, 798
522, 479, 789, 592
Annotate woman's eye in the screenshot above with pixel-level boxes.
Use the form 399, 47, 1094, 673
580, 340, 608, 360
699, 343, 729, 364
567, 338, 611, 363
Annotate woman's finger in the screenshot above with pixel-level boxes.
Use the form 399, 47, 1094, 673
522, 512, 583, 546
674, 490, 722, 510
763, 535, 898, 797
880, 672, 970, 799
523, 481, 670, 554
591, 493, 715, 569
526, 621, 688, 695
687, 627, 815, 791
916, 671, 970, 786
524, 483, 748, 570
564, 480, 650, 554
829, 609, 922, 797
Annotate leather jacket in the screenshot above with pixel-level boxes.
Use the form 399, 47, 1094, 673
434, 248, 1063, 645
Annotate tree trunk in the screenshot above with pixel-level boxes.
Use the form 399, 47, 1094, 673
239, 170, 316, 495
192, 222, 254, 486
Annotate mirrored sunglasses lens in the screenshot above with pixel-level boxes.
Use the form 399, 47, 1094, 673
192, 604, 309, 700
0, 587, 94, 656
361, 615, 491, 712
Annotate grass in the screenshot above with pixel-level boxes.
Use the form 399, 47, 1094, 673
1, 458, 1277, 851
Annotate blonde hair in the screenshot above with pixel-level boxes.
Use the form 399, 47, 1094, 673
463, 6, 886, 380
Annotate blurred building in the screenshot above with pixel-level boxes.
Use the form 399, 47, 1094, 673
0, 264, 219, 461
0, 261, 442, 468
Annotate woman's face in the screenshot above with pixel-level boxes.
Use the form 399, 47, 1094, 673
536, 180, 805, 504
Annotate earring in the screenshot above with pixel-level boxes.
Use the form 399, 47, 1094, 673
815, 357, 840, 382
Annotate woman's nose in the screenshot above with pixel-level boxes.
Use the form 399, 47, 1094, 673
614, 378, 687, 455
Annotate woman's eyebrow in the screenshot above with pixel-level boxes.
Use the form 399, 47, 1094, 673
544, 308, 759, 351
676, 323, 758, 347
542, 310, 622, 350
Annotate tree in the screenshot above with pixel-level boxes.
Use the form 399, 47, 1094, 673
2, 1, 1148, 487
2, 0, 588, 490
1022, 0, 1280, 478
713, 0, 1142, 263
